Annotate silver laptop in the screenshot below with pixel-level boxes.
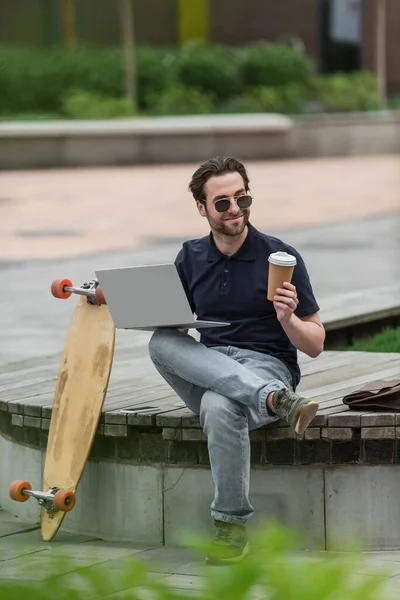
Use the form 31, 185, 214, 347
95, 263, 230, 331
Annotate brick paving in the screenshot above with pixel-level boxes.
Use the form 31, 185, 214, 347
0, 154, 399, 365
0, 155, 399, 261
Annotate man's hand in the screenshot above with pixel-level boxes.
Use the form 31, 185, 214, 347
273, 282, 299, 324
272, 284, 325, 357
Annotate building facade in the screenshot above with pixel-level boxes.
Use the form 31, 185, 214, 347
0, 0, 398, 92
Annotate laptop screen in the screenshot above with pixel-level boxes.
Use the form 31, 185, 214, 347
95, 264, 194, 329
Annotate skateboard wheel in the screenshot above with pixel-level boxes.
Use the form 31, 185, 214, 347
53, 489, 76, 512
51, 279, 73, 299
9, 480, 32, 502
94, 286, 107, 305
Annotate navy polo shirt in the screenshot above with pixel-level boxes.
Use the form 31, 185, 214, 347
174, 222, 320, 388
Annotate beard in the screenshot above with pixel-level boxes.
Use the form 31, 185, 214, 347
206, 210, 250, 237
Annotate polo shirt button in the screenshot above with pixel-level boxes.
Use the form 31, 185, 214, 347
223, 282, 227, 286
224, 269, 228, 273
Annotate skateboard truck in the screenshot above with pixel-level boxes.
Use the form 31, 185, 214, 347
51, 278, 106, 305
9, 480, 76, 516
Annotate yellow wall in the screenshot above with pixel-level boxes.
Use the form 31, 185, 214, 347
61, 0, 77, 49
178, 0, 209, 45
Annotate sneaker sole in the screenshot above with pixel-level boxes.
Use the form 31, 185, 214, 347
295, 402, 319, 438
205, 542, 250, 566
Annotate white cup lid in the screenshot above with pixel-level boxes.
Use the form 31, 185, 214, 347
268, 251, 297, 267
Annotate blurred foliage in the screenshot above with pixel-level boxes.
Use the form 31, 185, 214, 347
0, 521, 392, 599
148, 86, 215, 116
312, 71, 380, 113
228, 84, 307, 114
175, 40, 241, 102
61, 90, 135, 119
135, 46, 178, 109
388, 96, 400, 109
0, 43, 384, 118
238, 41, 313, 89
0, 45, 177, 114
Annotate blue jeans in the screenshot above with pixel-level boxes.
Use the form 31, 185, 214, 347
148, 329, 294, 525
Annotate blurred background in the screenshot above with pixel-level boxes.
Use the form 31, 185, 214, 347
0, 0, 399, 363
0, 0, 398, 117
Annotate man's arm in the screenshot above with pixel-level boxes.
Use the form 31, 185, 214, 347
281, 312, 325, 358
273, 282, 325, 358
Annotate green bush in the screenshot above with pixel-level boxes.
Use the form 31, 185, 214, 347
149, 86, 215, 115
0, 43, 384, 118
176, 40, 241, 102
0, 112, 60, 121
238, 42, 313, 89
62, 46, 177, 109
135, 45, 177, 108
61, 90, 135, 119
0, 46, 124, 114
0, 522, 391, 600
0, 45, 176, 114
230, 83, 306, 114
314, 71, 380, 112
0, 46, 59, 113
388, 95, 400, 109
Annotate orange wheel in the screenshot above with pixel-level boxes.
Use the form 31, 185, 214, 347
51, 278, 73, 299
53, 489, 76, 512
9, 480, 32, 502
94, 286, 107, 305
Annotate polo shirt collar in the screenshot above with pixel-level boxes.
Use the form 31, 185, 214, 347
207, 222, 258, 262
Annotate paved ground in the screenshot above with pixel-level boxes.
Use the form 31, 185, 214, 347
1, 155, 399, 364
1, 155, 399, 261
1, 509, 400, 598
1, 211, 399, 365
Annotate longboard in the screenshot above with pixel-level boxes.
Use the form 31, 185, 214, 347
9, 277, 115, 541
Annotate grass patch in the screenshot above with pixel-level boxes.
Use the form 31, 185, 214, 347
331, 327, 400, 353
0, 112, 60, 121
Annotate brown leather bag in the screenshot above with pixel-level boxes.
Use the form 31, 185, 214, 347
342, 379, 400, 411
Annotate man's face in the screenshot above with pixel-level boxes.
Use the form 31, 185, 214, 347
197, 172, 251, 237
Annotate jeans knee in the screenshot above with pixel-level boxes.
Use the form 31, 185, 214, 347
148, 329, 175, 363
200, 392, 243, 436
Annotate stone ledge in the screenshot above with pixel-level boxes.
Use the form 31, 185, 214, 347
304, 428, 321, 440
1, 111, 399, 169
361, 414, 396, 427
0, 114, 293, 138
4, 429, 400, 552
5, 404, 400, 445
361, 427, 396, 440
2, 411, 400, 467
292, 110, 400, 126
322, 427, 353, 441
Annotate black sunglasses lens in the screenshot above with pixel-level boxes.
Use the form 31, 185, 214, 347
215, 199, 231, 212
237, 195, 252, 209
214, 195, 252, 212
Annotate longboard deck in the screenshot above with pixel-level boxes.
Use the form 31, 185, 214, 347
41, 294, 115, 540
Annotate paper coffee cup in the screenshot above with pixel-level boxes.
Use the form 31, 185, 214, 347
267, 251, 297, 301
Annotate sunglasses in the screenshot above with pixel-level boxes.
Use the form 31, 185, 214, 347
210, 194, 253, 213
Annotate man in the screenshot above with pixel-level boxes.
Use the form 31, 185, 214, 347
148, 157, 325, 565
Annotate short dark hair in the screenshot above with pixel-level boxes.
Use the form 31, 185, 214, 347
188, 156, 250, 203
